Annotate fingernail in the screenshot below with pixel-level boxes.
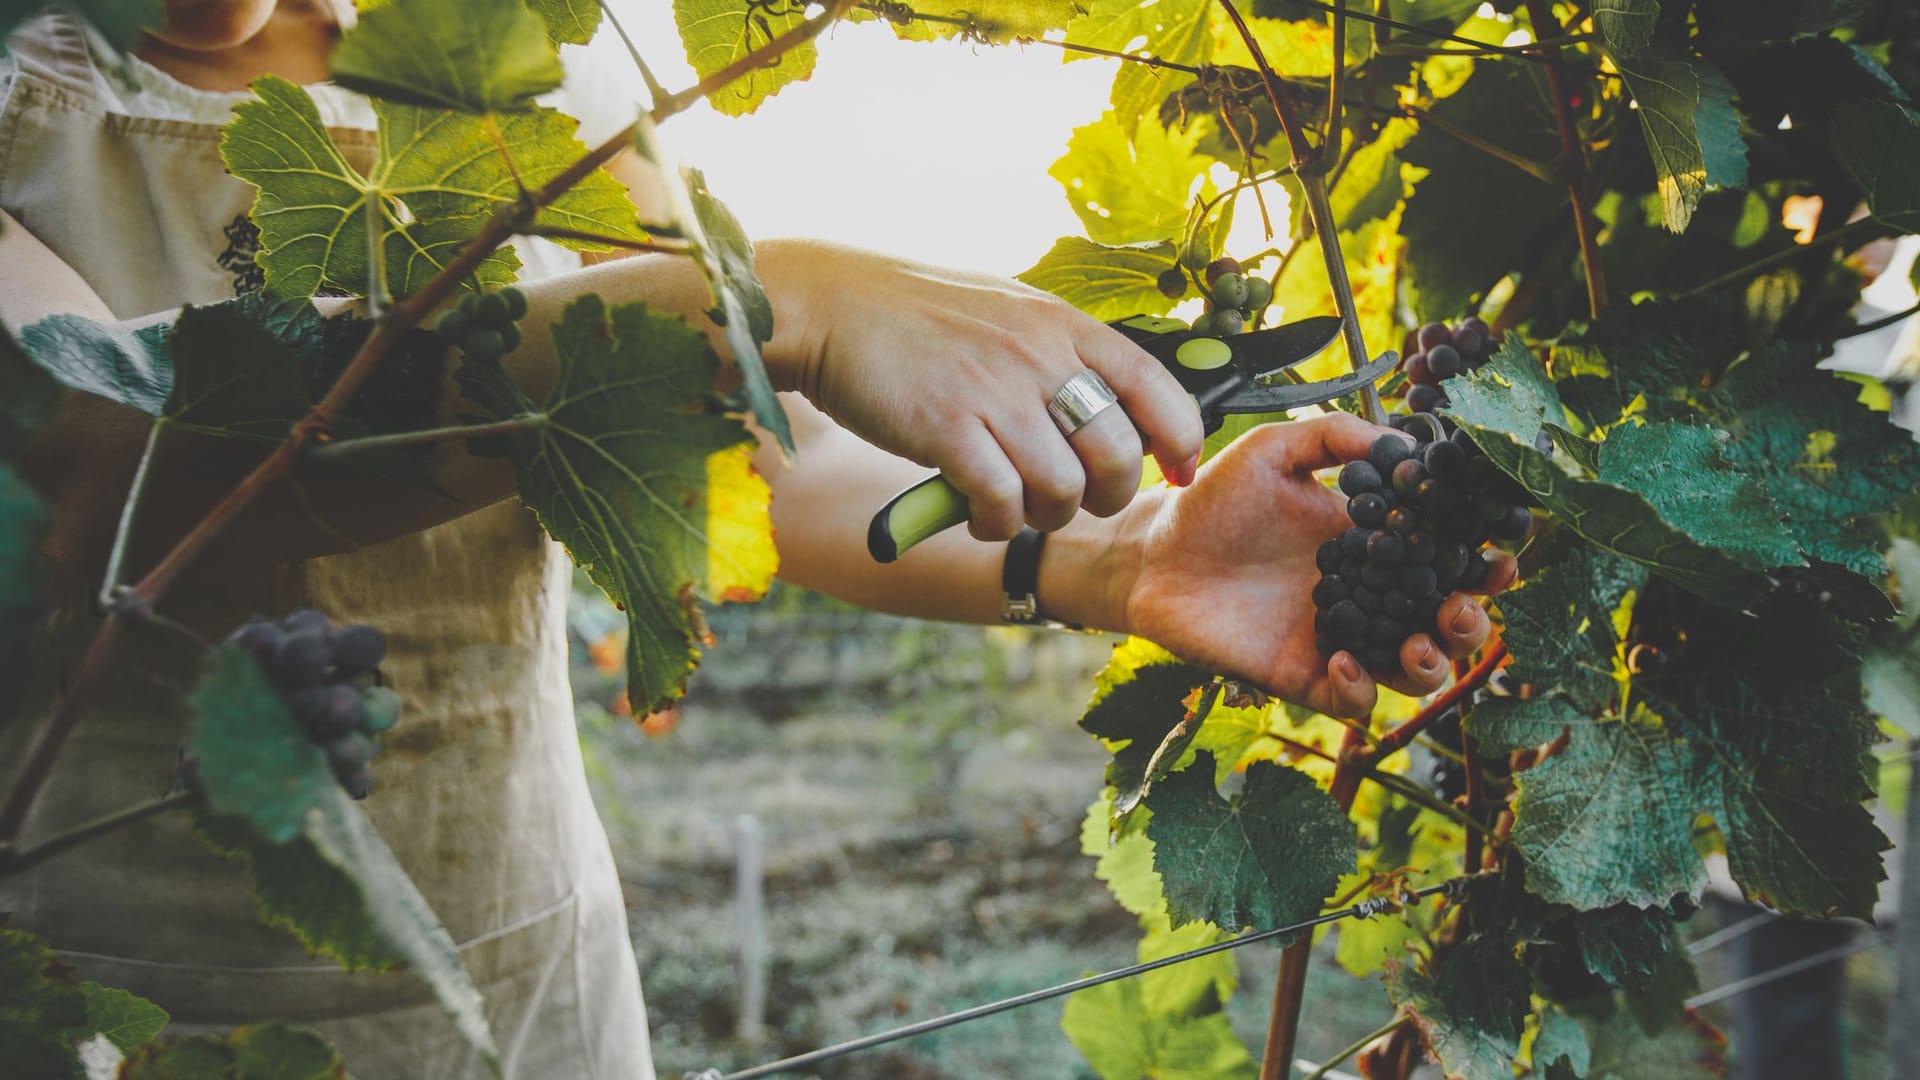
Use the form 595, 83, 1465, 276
1337, 654, 1363, 682
1451, 608, 1479, 635
1418, 645, 1443, 673
1172, 452, 1199, 488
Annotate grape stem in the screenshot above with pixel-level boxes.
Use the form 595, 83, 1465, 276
1371, 639, 1509, 757
1270, 733, 1495, 837
306, 415, 548, 461
1524, 0, 1608, 318
0, 0, 856, 851
96, 422, 163, 613
0, 790, 192, 877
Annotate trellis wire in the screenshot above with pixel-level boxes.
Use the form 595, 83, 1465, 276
1684, 931, 1888, 1010
686, 879, 1467, 1080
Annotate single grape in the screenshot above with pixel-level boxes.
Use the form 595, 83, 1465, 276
1403, 531, 1437, 566
434, 308, 472, 345
1204, 256, 1242, 284
475, 291, 511, 325
1313, 577, 1350, 607
1243, 277, 1272, 309
1367, 615, 1407, 649
312, 684, 364, 739
283, 685, 331, 728
1426, 344, 1463, 380
1339, 461, 1383, 496
1180, 239, 1211, 271
500, 286, 528, 320
1433, 543, 1471, 582
1417, 322, 1451, 351
1317, 540, 1345, 574
1406, 384, 1445, 414
329, 624, 387, 675
1423, 438, 1467, 480
1404, 352, 1435, 387
1342, 527, 1372, 560
1367, 530, 1406, 566
1492, 504, 1533, 541
1452, 427, 1481, 455
1361, 563, 1398, 593
1326, 600, 1367, 644
230, 619, 284, 659
272, 630, 332, 687
1157, 268, 1188, 300
1461, 316, 1492, 349
1354, 588, 1385, 615
361, 686, 402, 734
457, 291, 480, 316
1400, 564, 1439, 597
1338, 560, 1365, 589
1348, 492, 1389, 528
1385, 508, 1419, 536
1449, 323, 1485, 358
1189, 311, 1217, 336
464, 327, 506, 363
500, 322, 523, 353
1367, 434, 1416, 478
1211, 307, 1245, 335
1210, 272, 1250, 309
1457, 553, 1491, 591
1391, 459, 1428, 499
339, 762, 375, 801
328, 731, 373, 775
1416, 477, 1459, 514
1474, 492, 1510, 524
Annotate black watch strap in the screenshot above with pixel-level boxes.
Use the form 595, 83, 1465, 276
1000, 527, 1087, 631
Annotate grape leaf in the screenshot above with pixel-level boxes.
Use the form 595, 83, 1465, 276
1495, 539, 1644, 710
1591, 0, 1657, 59
1144, 752, 1354, 934
1445, 340, 1777, 608
18, 314, 169, 416
1697, 65, 1749, 191
1061, 977, 1256, 1080
1018, 238, 1182, 322
1831, 103, 1920, 233
861, 0, 1081, 43
1066, 0, 1212, 126
1700, 342, 1920, 578
1469, 697, 1707, 909
223, 78, 642, 298
525, 0, 601, 44
75, 982, 167, 1055
1612, 50, 1747, 233
1138, 920, 1237, 1019
329, 0, 563, 113
1078, 649, 1212, 814
455, 295, 773, 710
1594, 422, 1799, 573
1384, 931, 1531, 1080
1556, 1004, 1725, 1080
195, 813, 405, 972
1573, 905, 1675, 995
1052, 110, 1212, 247
0, 0, 164, 54
1399, 61, 1563, 318
1622, 940, 1699, 1033
162, 301, 313, 441
1533, 1006, 1592, 1079
672, 0, 818, 117
186, 646, 338, 844
118, 1023, 345, 1080
0, 926, 88, 1077
1553, 294, 1742, 424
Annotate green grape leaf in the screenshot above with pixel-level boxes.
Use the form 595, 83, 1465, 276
1564, 1004, 1726, 1080
1623, 940, 1700, 1033
119, 1023, 346, 1079
195, 812, 405, 972
1400, 62, 1563, 318
1384, 932, 1530, 1080
0, 0, 164, 54
224, 79, 643, 299
1079, 651, 1212, 815
1594, 422, 1800, 573
0, 469, 46, 730
1469, 697, 1707, 909
1701, 342, 1920, 579
76, 982, 169, 1055
0, 926, 88, 1077
1495, 539, 1645, 710
863, 0, 1081, 43
1052, 110, 1213, 246
1144, 753, 1355, 934
1017, 238, 1182, 322
1831, 101, 1920, 233
162, 300, 312, 441
672, 0, 817, 117
1098, 826, 1171, 922
329, 0, 564, 113
1138, 920, 1236, 1019
1066, 0, 1212, 124
1445, 340, 1777, 608
1061, 977, 1256, 1080
1693, 0, 1871, 49
1592, 0, 1658, 59
1532, 1006, 1592, 1079
455, 295, 770, 711
1612, 51, 1747, 233
1553, 294, 1743, 425
18, 313, 169, 416
525, 0, 601, 44
186, 646, 338, 844
1573, 905, 1675, 995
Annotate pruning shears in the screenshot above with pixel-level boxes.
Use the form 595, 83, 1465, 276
867, 313, 1398, 563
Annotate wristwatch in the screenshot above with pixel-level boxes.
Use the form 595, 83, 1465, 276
1000, 527, 1091, 632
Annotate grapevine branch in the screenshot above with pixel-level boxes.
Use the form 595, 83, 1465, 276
1371, 640, 1509, 757
306, 415, 548, 461
0, 0, 854, 849
0, 791, 191, 876
1524, 0, 1607, 317
1305, 1014, 1411, 1080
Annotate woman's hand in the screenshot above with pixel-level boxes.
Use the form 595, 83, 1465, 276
761, 242, 1206, 540
1088, 412, 1515, 718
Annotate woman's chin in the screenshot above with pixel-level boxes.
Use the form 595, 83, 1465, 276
147, 0, 279, 51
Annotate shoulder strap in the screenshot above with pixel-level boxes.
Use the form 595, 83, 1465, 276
2, 14, 102, 104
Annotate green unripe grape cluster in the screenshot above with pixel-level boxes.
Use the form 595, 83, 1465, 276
1181, 254, 1273, 338
434, 286, 528, 363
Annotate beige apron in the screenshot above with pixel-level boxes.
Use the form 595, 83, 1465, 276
0, 17, 655, 1079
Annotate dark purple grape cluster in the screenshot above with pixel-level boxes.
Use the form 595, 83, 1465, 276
1397, 317, 1497, 414
228, 610, 399, 800
1311, 419, 1534, 673
434, 286, 527, 363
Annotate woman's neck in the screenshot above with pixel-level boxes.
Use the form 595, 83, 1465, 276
135, 3, 341, 92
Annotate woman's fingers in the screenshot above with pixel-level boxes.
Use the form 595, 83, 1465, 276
1066, 404, 1145, 518
988, 410, 1087, 533
941, 425, 1027, 542
1322, 651, 1379, 719
1077, 326, 1205, 484
1433, 594, 1492, 659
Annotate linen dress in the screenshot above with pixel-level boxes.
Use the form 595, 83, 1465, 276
0, 15, 657, 1078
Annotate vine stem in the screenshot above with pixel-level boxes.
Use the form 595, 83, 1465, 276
0, 0, 854, 849
1269, 733, 1493, 837
96, 422, 163, 611
1678, 218, 1884, 301
0, 792, 191, 876
1018, 35, 1204, 74
1524, 0, 1607, 318
1398, 105, 1559, 185
1304, 1014, 1411, 1080
307, 415, 547, 461
1371, 639, 1509, 757
1837, 298, 1920, 338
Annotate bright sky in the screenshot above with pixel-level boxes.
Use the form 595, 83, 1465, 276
594, 6, 1134, 277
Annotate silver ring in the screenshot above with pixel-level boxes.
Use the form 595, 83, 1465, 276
1047, 370, 1119, 438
